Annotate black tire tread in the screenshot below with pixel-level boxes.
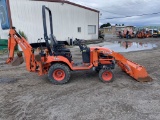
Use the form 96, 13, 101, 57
99, 69, 114, 83
48, 63, 70, 85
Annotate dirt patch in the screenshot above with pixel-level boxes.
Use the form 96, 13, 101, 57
0, 37, 160, 120
0, 78, 17, 83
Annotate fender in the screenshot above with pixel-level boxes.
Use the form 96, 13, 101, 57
46, 56, 73, 70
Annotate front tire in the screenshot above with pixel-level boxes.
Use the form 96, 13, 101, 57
48, 63, 70, 84
99, 69, 114, 83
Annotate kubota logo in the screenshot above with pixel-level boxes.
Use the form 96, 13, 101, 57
54, 57, 59, 60
14, 35, 18, 39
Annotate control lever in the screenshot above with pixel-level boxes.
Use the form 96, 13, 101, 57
37, 38, 43, 54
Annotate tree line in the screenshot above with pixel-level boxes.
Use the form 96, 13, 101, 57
100, 23, 125, 28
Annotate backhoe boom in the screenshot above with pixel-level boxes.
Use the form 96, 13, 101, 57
6, 28, 36, 72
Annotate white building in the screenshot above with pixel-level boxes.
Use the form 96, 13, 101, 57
0, 0, 99, 44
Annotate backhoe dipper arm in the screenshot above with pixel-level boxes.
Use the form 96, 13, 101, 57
6, 28, 36, 72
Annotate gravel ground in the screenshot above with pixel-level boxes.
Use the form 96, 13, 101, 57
0, 37, 160, 120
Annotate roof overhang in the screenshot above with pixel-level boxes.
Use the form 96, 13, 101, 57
31, 0, 99, 13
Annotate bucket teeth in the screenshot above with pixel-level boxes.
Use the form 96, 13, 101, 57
136, 76, 153, 82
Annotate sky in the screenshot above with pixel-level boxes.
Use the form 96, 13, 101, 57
69, 0, 160, 27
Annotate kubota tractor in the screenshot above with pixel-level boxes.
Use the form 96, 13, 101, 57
2, 2, 152, 84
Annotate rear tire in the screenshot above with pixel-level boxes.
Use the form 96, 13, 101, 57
99, 69, 114, 83
48, 63, 70, 85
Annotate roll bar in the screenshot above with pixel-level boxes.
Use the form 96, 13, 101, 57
42, 5, 53, 55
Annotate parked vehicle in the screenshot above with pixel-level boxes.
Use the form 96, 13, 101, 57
152, 29, 159, 38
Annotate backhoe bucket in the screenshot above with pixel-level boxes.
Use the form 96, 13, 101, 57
125, 60, 152, 82
11, 51, 24, 66
11, 52, 24, 66
11, 56, 24, 66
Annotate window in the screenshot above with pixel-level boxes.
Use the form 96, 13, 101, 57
88, 25, 96, 34
78, 27, 81, 32
108, 29, 111, 32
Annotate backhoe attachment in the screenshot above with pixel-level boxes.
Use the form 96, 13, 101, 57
111, 51, 152, 82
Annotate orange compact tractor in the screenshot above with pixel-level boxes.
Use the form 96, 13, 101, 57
4, 5, 152, 84
136, 29, 152, 38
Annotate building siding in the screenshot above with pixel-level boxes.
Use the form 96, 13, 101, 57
5, 0, 98, 43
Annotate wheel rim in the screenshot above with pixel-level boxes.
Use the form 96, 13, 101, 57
53, 69, 65, 81
102, 71, 112, 81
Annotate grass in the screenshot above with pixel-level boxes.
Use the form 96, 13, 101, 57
0, 49, 19, 55
0, 50, 3, 55
0, 48, 7, 54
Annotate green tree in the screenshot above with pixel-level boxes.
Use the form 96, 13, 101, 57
100, 22, 111, 28
18, 30, 28, 40
122, 24, 124, 26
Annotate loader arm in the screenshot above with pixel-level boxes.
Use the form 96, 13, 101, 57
109, 51, 152, 82
6, 27, 36, 72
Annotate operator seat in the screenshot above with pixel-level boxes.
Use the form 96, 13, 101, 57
49, 34, 72, 62
50, 34, 70, 52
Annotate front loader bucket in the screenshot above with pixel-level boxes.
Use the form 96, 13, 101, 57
113, 52, 152, 82
11, 56, 24, 66
124, 60, 152, 82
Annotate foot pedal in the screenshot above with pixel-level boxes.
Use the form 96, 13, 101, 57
74, 62, 83, 66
